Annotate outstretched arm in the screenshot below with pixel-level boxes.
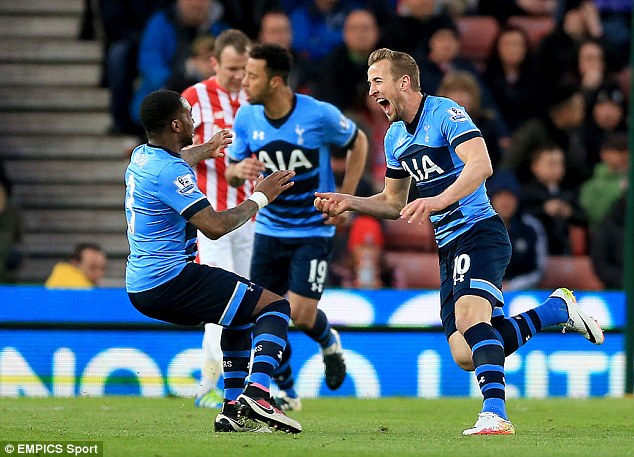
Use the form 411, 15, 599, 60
315, 176, 411, 220
190, 170, 295, 239
322, 129, 369, 226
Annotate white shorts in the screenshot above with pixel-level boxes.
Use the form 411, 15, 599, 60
197, 218, 255, 278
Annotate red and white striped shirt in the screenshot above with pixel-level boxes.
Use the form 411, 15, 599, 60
181, 76, 253, 211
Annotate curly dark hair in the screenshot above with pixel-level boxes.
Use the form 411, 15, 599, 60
249, 43, 292, 84
139, 90, 184, 134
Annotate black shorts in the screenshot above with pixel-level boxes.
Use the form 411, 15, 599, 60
250, 234, 333, 299
439, 215, 511, 339
128, 263, 263, 327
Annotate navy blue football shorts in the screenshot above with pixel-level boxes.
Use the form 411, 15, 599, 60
439, 215, 511, 339
250, 233, 333, 300
128, 262, 263, 327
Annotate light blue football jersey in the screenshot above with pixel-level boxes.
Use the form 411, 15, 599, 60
384, 95, 497, 247
228, 94, 357, 238
125, 144, 211, 292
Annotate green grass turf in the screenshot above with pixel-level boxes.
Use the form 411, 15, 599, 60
0, 397, 632, 457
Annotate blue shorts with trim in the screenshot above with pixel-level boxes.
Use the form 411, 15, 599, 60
128, 262, 263, 327
250, 234, 333, 300
439, 215, 511, 339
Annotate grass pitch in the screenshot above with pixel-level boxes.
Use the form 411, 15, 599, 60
0, 397, 632, 457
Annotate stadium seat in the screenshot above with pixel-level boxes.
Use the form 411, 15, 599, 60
506, 15, 555, 51
385, 251, 440, 289
616, 66, 631, 102
456, 16, 500, 63
383, 218, 436, 252
568, 225, 588, 256
539, 255, 604, 291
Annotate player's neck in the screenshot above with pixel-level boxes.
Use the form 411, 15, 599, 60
146, 133, 183, 154
403, 92, 424, 124
263, 87, 294, 120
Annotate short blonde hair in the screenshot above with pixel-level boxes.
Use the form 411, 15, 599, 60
368, 48, 420, 91
437, 71, 482, 112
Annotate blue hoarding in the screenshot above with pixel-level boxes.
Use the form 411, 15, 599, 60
0, 287, 626, 398
0, 330, 624, 398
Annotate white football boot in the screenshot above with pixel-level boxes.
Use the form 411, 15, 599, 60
463, 412, 515, 436
550, 288, 604, 344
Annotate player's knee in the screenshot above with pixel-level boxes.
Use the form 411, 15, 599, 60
290, 307, 315, 330
455, 311, 489, 335
455, 315, 474, 335
259, 298, 290, 319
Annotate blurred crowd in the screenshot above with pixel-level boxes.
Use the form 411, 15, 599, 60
2, 0, 630, 289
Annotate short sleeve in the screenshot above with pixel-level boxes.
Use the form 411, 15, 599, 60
383, 128, 400, 169
438, 99, 482, 148
157, 161, 210, 219
226, 106, 252, 162
319, 101, 358, 148
383, 128, 409, 179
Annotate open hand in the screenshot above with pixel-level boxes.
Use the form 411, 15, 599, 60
234, 156, 266, 180
254, 170, 295, 203
181, 129, 232, 162
206, 129, 233, 157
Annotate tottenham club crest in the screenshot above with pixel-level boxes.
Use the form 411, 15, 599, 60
295, 124, 305, 145
173, 173, 196, 195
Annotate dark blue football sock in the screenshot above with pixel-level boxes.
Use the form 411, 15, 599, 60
220, 324, 252, 401
492, 296, 567, 357
464, 322, 507, 420
492, 309, 541, 357
303, 309, 335, 348
272, 344, 297, 395
246, 299, 290, 390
